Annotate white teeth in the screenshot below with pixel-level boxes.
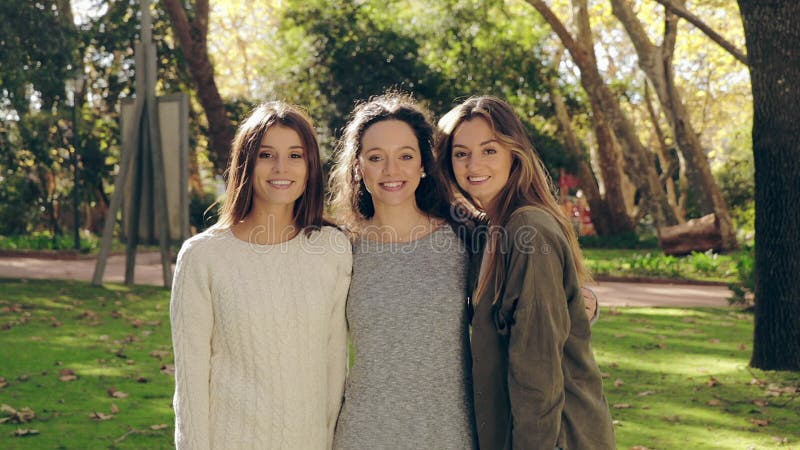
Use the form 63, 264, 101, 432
269, 180, 292, 186
381, 182, 403, 188
468, 176, 489, 182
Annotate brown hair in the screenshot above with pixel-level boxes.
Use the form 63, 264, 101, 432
436, 96, 590, 302
328, 92, 451, 228
216, 101, 325, 234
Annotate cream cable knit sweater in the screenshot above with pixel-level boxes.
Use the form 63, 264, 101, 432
170, 226, 352, 450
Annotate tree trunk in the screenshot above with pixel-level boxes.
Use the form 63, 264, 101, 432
162, 0, 234, 175
546, 53, 634, 236
643, 80, 685, 222
526, 0, 678, 233
738, 0, 800, 371
610, 0, 737, 250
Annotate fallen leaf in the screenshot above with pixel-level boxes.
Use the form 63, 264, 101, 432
149, 350, 170, 360
613, 403, 632, 409
750, 378, 766, 386
107, 388, 129, 399
750, 418, 769, 427
681, 317, 695, 323
600, 372, 611, 379
772, 436, 789, 444
110, 404, 120, 414
145, 320, 162, 327
59, 369, 77, 382
657, 342, 667, 349
1, 404, 36, 423
708, 338, 721, 344
136, 377, 148, 383
607, 309, 622, 316
89, 411, 114, 421
115, 349, 127, 359
160, 364, 175, 376
0, 377, 7, 388
738, 344, 747, 351
13, 428, 40, 437
707, 399, 722, 406
637, 390, 655, 397
630, 446, 650, 450
130, 319, 144, 328
661, 415, 681, 423
707, 377, 720, 387
150, 424, 168, 430
30, 336, 42, 342
614, 379, 624, 387
753, 399, 769, 407
98, 335, 109, 341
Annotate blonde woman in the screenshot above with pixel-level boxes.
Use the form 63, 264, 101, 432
170, 102, 351, 449
437, 96, 615, 450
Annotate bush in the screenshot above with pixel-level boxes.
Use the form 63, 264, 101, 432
579, 231, 659, 249
189, 190, 220, 233
728, 243, 755, 306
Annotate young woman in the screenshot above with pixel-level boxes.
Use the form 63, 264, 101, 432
170, 102, 351, 450
436, 96, 615, 450
329, 93, 476, 449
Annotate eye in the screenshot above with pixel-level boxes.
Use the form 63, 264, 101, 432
484, 148, 497, 155
400, 154, 414, 160
290, 152, 304, 159
258, 151, 272, 159
453, 151, 468, 159
367, 154, 383, 162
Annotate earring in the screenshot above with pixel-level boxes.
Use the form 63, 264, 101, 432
421, 171, 427, 179
354, 171, 361, 182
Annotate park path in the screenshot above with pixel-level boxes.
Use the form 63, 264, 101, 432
0, 252, 731, 307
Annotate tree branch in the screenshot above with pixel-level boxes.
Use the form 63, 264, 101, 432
653, 0, 748, 65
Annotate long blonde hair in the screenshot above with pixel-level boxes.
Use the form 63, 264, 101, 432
436, 96, 590, 303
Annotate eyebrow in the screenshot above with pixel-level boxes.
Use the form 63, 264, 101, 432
452, 139, 499, 149
259, 144, 305, 150
363, 145, 419, 153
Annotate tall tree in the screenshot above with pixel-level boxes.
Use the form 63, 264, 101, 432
162, 0, 233, 174
737, 0, 800, 371
610, 0, 738, 250
525, 0, 679, 232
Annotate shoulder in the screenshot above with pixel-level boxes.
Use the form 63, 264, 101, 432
306, 226, 353, 267
177, 227, 229, 262
505, 206, 565, 241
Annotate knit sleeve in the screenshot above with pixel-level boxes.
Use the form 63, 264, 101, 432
170, 240, 213, 450
326, 234, 352, 449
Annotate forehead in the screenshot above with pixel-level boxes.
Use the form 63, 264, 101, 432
361, 119, 419, 150
452, 117, 493, 145
260, 124, 303, 147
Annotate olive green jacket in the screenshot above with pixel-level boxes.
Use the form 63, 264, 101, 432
468, 207, 615, 450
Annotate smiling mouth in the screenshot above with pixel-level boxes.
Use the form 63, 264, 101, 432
379, 181, 405, 191
268, 180, 294, 189
467, 176, 490, 184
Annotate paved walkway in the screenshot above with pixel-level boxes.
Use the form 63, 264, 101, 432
0, 253, 731, 307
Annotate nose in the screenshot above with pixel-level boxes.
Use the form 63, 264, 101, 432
382, 158, 397, 175
272, 155, 287, 173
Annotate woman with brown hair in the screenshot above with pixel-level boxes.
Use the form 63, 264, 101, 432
170, 101, 352, 449
329, 92, 476, 449
436, 96, 615, 450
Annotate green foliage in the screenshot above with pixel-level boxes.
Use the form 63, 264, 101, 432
715, 137, 755, 239
0, 231, 97, 252
579, 231, 659, 249
189, 190, 219, 233
727, 243, 755, 306
583, 248, 739, 283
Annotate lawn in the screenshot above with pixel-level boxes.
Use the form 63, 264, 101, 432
583, 248, 742, 284
1, 279, 798, 449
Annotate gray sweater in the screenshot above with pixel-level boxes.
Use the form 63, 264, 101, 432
333, 225, 476, 450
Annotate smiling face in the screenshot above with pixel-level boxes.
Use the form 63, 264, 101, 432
357, 119, 425, 211
450, 117, 514, 209
251, 125, 308, 209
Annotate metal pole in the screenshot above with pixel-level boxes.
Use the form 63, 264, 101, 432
72, 93, 80, 251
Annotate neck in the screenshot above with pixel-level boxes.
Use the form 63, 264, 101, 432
367, 201, 431, 242
236, 203, 298, 244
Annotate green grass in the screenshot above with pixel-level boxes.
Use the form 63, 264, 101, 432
583, 248, 742, 283
1, 279, 798, 449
